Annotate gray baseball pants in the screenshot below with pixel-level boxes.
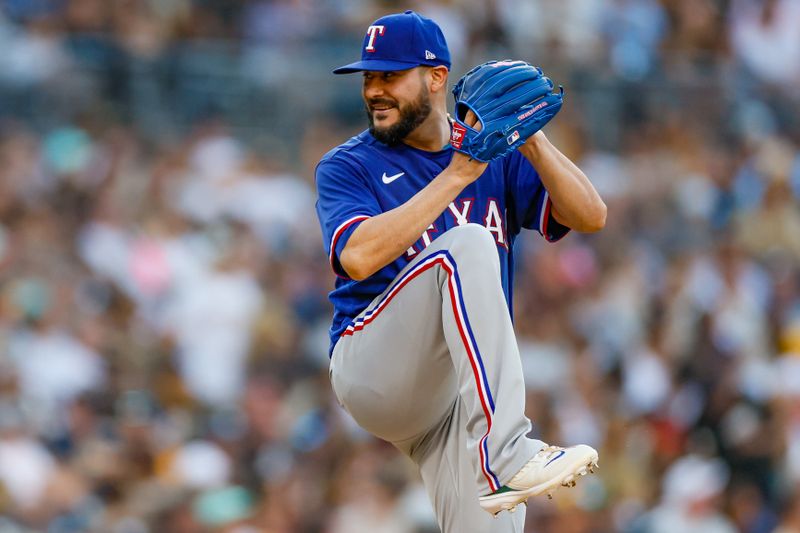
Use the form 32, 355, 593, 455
329, 224, 544, 533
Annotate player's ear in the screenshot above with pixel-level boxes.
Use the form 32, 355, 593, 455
427, 66, 449, 93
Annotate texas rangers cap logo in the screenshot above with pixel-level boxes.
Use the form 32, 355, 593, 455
365, 25, 385, 52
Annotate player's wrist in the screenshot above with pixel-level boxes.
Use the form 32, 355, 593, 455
518, 131, 549, 158
445, 153, 487, 185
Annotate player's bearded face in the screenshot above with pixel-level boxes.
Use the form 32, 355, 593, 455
366, 85, 432, 146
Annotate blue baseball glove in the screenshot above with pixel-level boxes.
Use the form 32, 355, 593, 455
449, 60, 564, 163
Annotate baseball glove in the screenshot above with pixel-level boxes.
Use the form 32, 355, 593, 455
449, 60, 564, 163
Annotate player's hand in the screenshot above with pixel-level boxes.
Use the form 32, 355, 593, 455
448, 110, 488, 185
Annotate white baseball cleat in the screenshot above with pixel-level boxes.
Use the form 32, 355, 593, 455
479, 444, 599, 516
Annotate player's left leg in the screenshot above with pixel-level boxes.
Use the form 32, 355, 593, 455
329, 223, 598, 518
430, 224, 599, 516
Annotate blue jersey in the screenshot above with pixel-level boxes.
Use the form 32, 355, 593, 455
315, 129, 569, 355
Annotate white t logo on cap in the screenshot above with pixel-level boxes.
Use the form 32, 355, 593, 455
365, 25, 385, 52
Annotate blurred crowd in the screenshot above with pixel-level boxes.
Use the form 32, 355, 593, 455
0, 0, 798, 532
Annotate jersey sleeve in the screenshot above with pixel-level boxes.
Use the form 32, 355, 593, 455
505, 150, 570, 242
315, 156, 381, 279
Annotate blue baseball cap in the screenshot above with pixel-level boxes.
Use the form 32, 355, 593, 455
333, 10, 451, 74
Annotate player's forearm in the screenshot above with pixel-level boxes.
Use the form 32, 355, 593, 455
519, 132, 606, 232
340, 169, 471, 280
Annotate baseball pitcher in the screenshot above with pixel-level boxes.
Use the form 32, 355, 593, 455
315, 10, 606, 533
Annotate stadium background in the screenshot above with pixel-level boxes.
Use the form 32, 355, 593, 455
0, 0, 798, 531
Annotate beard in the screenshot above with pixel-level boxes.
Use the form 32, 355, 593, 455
366, 88, 432, 146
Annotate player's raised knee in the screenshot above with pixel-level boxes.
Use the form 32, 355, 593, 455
450, 223, 497, 248
446, 224, 501, 267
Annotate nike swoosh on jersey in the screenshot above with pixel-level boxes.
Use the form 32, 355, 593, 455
381, 172, 405, 184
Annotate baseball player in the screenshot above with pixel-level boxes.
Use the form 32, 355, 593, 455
315, 10, 606, 533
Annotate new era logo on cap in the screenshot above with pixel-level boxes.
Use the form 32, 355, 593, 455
333, 10, 451, 74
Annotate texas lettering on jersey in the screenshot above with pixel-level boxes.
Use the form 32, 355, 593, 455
405, 198, 507, 259
315, 129, 569, 354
